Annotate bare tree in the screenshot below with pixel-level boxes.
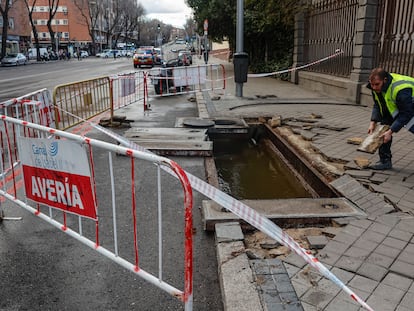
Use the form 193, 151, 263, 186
45, 0, 60, 53
73, 0, 102, 55
22, 0, 44, 61
0, 0, 18, 58
112, 0, 144, 48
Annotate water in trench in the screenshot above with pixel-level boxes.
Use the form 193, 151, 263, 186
214, 138, 312, 200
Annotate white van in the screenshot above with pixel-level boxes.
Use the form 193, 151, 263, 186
28, 48, 49, 60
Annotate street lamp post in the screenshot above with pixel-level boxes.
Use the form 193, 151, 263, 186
55, 19, 59, 55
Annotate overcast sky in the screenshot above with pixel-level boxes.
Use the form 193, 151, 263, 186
140, 0, 192, 28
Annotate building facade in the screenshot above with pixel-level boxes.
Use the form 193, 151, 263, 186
0, 0, 31, 55
29, 0, 91, 54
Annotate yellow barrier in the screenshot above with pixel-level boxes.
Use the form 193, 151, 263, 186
53, 76, 112, 130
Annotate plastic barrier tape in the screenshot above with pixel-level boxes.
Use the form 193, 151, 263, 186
248, 49, 344, 78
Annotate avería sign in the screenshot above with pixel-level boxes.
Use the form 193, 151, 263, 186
18, 137, 97, 220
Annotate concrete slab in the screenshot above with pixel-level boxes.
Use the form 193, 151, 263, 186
124, 127, 208, 140
202, 198, 366, 231
215, 222, 244, 243
216, 240, 262, 311
121, 140, 213, 156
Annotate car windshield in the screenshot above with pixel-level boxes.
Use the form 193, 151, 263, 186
6, 54, 17, 58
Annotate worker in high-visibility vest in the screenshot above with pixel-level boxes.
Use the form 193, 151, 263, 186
367, 68, 414, 170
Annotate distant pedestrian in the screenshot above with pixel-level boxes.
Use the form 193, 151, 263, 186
77, 48, 81, 61
366, 68, 414, 170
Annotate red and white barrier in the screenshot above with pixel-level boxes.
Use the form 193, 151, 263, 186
147, 64, 226, 97
110, 71, 145, 109
0, 88, 55, 128
0, 115, 194, 310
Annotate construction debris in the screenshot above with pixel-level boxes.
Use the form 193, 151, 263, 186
354, 156, 371, 169
357, 124, 389, 154
347, 137, 363, 145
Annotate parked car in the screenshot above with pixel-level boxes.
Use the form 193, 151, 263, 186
133, 48, 154, 68
1, 53, 27, 66
28, 48, 49, 60
74, 50, 89, 58
96, 50, 120, 58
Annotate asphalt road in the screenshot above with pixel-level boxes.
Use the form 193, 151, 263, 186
0, 53, 223, 310
0, 57, 135, 102
0, 43, 187, 103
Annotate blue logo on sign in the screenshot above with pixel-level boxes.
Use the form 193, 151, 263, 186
48, 141, 58, 156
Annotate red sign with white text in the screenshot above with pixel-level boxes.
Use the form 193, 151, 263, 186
18, 137, 97, 220
22, 165, 96, 219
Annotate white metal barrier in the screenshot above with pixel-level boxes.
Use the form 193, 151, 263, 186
147, 64, 226, 97
0, 88, 55, 128
0, 115, 194, 310
110, 71, 145, 109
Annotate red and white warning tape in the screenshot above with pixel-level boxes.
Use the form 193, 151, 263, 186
248, 49, 344, 78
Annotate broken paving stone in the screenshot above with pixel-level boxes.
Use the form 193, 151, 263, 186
354, 156, 371, 169
332, 218, 352, 226
268, 116, 282, 128
260, 242, 282, 249
347, 137, 363, 145
269, 248, 289, 257
357, 124, 389, 154
301, 130, 317, 141
345, 169, 373, 178
246, 249, 264, 259
322, 227, 342, 238
307, 235, 329, 249
310, 113, 323, 119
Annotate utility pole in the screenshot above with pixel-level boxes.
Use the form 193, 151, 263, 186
234, 0, 248, 97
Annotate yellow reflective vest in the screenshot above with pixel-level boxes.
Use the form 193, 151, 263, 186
372, 73, 414, 119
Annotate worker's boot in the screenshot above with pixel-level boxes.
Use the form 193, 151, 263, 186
370, 153, 392, 170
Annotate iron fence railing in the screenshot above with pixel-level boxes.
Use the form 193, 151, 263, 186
303, 0, 358, 78
373, 0, 414, 77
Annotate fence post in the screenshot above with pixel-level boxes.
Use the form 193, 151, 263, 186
291, 11, 305, 85
350, 0, 379, 87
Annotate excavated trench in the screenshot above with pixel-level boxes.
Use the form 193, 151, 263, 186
202, 120, 365, 231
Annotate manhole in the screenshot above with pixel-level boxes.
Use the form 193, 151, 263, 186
183, 118, 215, 128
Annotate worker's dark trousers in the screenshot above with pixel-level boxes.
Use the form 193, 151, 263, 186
379, 137, 392, 163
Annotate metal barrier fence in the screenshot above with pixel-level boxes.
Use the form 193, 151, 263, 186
53, 77, 112, 130
0, 88, 55, 128
147, 64, 226, 97
111, 71, 145, 109
0, 114, 194, 310
303, 0, 358, 77
374, 0, 414, 77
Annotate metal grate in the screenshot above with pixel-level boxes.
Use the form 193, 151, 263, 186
303, 0, 358, 77
373, 0, 414, 76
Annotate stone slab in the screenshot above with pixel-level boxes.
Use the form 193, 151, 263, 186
202, 198, 366, 231
215, 222, 244, 243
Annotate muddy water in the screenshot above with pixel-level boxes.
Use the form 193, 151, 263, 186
214, 139, 312, 200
